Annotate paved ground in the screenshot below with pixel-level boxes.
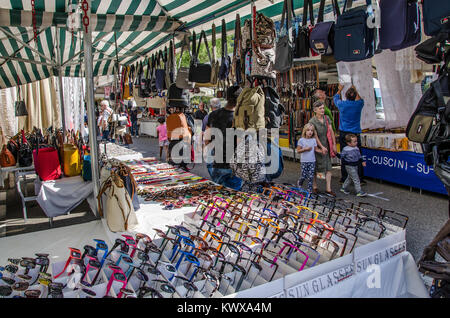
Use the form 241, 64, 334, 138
1, 134, 448, 265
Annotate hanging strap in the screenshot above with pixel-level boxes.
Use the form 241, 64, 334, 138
233, 14, 241, 59
192, 31, 197, 60
177, 33, 190, 69
197, 30, 212, 63
221, 19, 227, 59
280, 0, 294, 33
212, 23, 217, 61
302, 0, 309, 27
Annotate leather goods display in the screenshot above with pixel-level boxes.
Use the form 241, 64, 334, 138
422, 0, 450, 36
0, 145, 16, 167
18, 130, 32, 167
176, 34, 195, 90
33, 146, 61, 181
333, 0, 375, 62
263, 86, 285, 129
379, 0, 421, 51
294, 0, 314, 58
166, 112, 191, 141
210, 23, 220, 86
233, 86, 266, 130
62, 143, 82, 177
98, 170, 138, 233
189, 31, 213, 84
274, 0, 294, 73
406, 76, 448, 143
309, 0, 341, 56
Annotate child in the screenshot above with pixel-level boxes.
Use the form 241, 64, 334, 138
339, 134, 367, 197
296, 124, 321, 193
156, 117, 169, 161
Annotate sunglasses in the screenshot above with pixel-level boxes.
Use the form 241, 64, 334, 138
81, 245, 98, 261
104, 239, 128, 260
94, 239, 109, 267
81, 288, 97, 298
122, 234, 137, 258
137, 286, 163, 298
24, 289, 41, 298
0, 285, 12, 297
105, 265, 128, 298
12, 281, 29, 292
81, 256, 102, 287
54, 248, 82, 279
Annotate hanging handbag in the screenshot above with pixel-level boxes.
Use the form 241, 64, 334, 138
15, 83, 28, 117
251, 7, 276, 79
150, 54, 157, 93
274, 0, 294, 73
294, 0, 313, 58
0, 145, 16, 167
176, 34, 195, 90
122, 66, 131, 100
231, 14, 243, 86
379, 0, 421, 51
210, 23, 220, 85
219, 19, 231, 81
422, 0, 450, 36
333, 0, 375, 62
309, 0, 341, 56
18, 130, 33, 167
155, 50, 166, 92
189, 31, 213, 84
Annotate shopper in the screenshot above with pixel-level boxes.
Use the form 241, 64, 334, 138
296, 123, 321, 193
99, 100, 113, 141
313, 88, 336, 132
156, 117, 169, 161
334, 84, 365, 184
308, 101, 337, 196
194, 102, 208, 121
339, 134, 367, 197
204, 86, 243, 190
202, 98, 221, 133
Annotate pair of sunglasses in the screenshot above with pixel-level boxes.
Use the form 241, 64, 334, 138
54, 248, 82, 279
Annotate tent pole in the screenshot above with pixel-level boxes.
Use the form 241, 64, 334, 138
83, 0, 100, 218
56, 27, 66, 132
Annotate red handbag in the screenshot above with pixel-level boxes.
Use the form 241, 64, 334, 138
33, 146, 62, 181
325, 116, 336, 158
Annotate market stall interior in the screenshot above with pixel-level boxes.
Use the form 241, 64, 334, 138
0, 0, 449, 298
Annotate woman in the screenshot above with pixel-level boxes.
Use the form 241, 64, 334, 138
308, 101, 337, 197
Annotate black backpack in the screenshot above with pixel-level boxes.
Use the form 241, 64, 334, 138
263, 86, 285, 129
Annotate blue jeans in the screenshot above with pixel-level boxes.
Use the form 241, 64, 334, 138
102, 129, 110, 141
210, 168, 243, 191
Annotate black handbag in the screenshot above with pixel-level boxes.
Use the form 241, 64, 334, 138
294, 0, 313, 58
189, 31, 213, 84
274, 0, 294, 73
219, 19, 231, 81
15, 84, 28, 116
155, 50, 166, 91
18, 130, 33, 167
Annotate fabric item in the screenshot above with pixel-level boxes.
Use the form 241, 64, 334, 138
309, 116, 332, 173
209, 167, 243, 191
156, 123, 168, 142
62, 77, 86, 135
340, 145, 363, 166
333, 94, 364, 133
342, 165, 362, 193
336, 60, 379, 130
297, 138, 317, 163
298, 162, 316, 192
159, 140, 169, 147
35, 176, 93, 218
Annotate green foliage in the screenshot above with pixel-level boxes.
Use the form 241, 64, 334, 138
176, 35, 235, 67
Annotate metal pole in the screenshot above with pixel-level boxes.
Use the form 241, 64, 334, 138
84, 0, 100, 218
56, 27, 66, 132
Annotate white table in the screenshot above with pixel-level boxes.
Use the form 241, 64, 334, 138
139, 120, 158, 137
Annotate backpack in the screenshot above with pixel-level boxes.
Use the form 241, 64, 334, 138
333, 0, 375, 62
254, 12, 276, 49
233, 87, 266, 131
230, 134, 266, 184
379, 0, 421, 51
422, 0, 450, 36
263, 86, 285, 129
166, 112, 191, 141
251, 10, 276, 79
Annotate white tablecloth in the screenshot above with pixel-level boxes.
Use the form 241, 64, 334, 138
139, 121, 158, 137
34, 176, 94, 218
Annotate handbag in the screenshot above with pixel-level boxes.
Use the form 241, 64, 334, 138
62, 142, 82, 177
18, 130, 33, 167
0, 145, 16, 167
379, 0, 421, 51
333, 0, 375, 62
294, 0, 313, 58
274, 0, 294, 73
309, 0, 340, 56
422, 0, 450, 36
176, 34, 195, 89
231, 14, 243, 86
210, 23, 220, 85
189, 31, 213, 84
155, 50, 166, 92
219, 19, 231, 81
123, 133, 133, 145
251, 8, 276, 79
15, 84, 28, 116
33, 144, 61, 181
122, 66, 131, 100
325, 116, 336, 158
415, 31, 450, 64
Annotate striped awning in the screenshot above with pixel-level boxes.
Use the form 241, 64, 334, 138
0, 0, 345, 89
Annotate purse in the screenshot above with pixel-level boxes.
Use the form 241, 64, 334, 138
274, 0, 294, 73
251, 8, 276, 79
189, 31, 213, 84
294, 0, 313, 59
219, 19, 231, 81
176, 34, 195, 89
123, 133, 133, 145
231, 13, 243, 86
15, 84, 28, 117
309, 0, 340, 56
0, 145, 16, 167
155, 50, 166, 92
33, 144, 61, 181
18, 130, 33, 167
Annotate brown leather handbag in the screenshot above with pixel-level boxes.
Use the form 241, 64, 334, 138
0, 145, 16, 167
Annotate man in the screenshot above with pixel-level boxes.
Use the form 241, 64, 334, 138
202, 98, 221, 133
99, 100, 113, 141
204, 86, 243, 190
194, 102, 208, 121
313, 88, 336, 132
334, 84, 366, 184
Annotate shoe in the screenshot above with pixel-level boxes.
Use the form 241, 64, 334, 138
326, 191, 336, 197
356, 191, 367, 197
340, 188, 350, 195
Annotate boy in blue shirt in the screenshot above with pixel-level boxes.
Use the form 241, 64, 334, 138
339, 134, 367, 197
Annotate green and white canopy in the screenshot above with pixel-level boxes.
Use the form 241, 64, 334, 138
0, 0, 337, 89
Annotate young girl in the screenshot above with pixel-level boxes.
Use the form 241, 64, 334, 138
156, 117, 169, 161
296, 123, 321, 193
